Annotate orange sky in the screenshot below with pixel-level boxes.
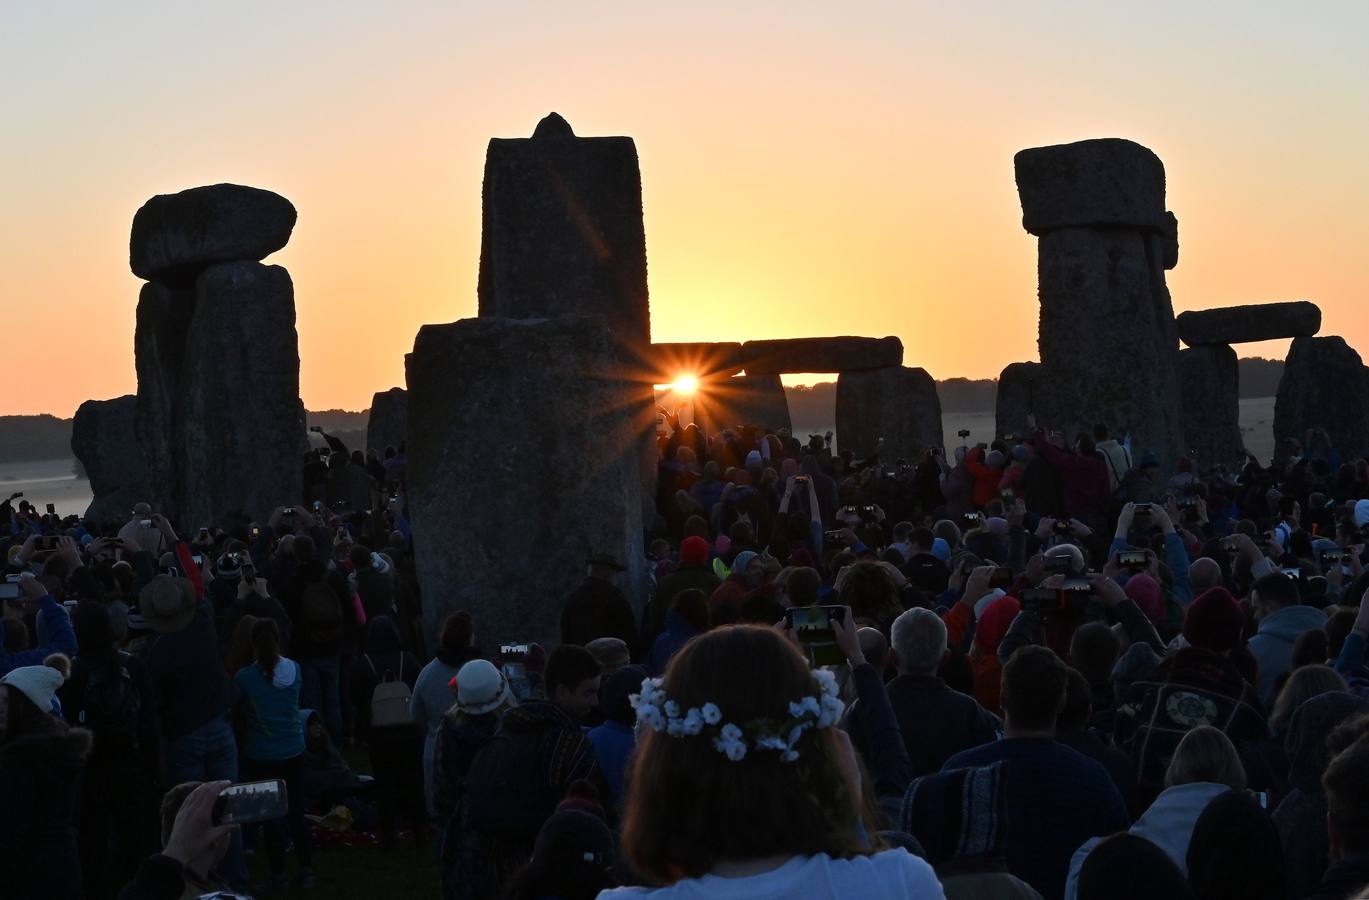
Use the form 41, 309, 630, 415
4, 2, 1368, 417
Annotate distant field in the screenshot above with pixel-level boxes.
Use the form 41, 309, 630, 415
0, 458, 93, 517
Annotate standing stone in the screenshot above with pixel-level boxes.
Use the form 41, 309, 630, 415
1163, 211, 1179, 271
178, 262, 305, 526
477, 113, 650, 345
406, 315, 647, 650
740, 336, 903, 375
1176, 301, 1321, 346
367, 388, 408, 452
130, 184, 297, 281
1180, 345, 1244, 468
71, 395, 152, 526
995, 362, 1040, 441
836, 367, 944, 462
134, 280, 195, 519
697, 374, 791, 433
1016, 138, 1185, 467
1274, 336, 1369, 461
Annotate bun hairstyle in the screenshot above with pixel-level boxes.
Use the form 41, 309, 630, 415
620, 626, 866, 885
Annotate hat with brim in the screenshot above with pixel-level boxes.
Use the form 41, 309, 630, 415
139, 575, 197, 634
453, 659, 513, 716
585, 553, 626, 571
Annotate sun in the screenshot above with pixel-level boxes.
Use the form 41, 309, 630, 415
670, 374, 699, 396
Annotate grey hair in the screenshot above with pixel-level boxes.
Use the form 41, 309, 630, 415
891, 608, 948, 675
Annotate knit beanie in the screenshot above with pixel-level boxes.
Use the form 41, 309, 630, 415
1012, 445, 1033, 463
0, 665, 64, 714
985, 450, 1005, 469
1182, 587, 1246, 653
679, 536, 710, 567
532, 807, 613, 868
929, 538, 951, 562
1123, 573, 1166, 627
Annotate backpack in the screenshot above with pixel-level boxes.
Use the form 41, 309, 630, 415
79, 653, 142, 751
301, 580, 343, 644
366, 655, 412, 728
1114, 680, 1262, 788
463, 726, 558, 840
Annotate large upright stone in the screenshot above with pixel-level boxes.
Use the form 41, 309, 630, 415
1014, 138, 1168, 235
71, 396, 152, 526
406, 316, 647, 649
836, 367, 944, 463
995, 362, 1040, 441
1016, 138, 1184, 468
1179, 345, 1244, 468
1176, 301, 1321, 346
130, 184, 297, 281
697, 374, 792, 433
178, 262, 305, 526
477, 114, 650, 345
1274, 336, 1369, 460
134, 280, 195, 519
367, 388, 408, 452
740, 336, 903, 375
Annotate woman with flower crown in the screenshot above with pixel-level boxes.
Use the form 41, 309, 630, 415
600, 620, 945, 898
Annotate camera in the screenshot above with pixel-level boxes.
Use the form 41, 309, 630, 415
785, 605, 847, 667
957, 429, 971, 439
1118, 550, 1149, 569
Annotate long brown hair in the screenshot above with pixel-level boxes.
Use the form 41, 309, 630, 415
620, 626, 866, 885
250, 618, 281, 682
225, 615, 259, 673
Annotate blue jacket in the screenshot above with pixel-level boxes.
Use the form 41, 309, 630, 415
585, 719, 635, 811
234, 658, 305, 761
1249, 604, 1329, 704
648, 611, 700, 675
0, 595, 78, 676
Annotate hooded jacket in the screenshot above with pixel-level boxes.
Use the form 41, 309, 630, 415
233, 656, 304, 761
1248, 604, 1328, 704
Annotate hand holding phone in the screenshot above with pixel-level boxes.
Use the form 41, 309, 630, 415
211, 779, 289, 826
784, 605, 848, 667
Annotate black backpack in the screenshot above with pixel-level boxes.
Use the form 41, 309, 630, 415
79, 653, 142, 751
463, 726, 557, 840
301, 580, 344, 644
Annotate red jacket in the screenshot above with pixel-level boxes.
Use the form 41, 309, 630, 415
1030, 433, 1111, 519
964, 447, 1003, 509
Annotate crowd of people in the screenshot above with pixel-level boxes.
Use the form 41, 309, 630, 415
4, 413, 1369, 900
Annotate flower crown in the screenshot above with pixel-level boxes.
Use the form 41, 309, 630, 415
629, 668, 845, 763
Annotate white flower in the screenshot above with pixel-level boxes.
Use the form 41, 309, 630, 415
756, 735, 787, 751
637, 704, 666, 732
701, 702, 722, 725
682, 708, 705, 735
666, 717, 685, 737
713, 735, 748, 761
787, 723, 808, 746
812, 668, 839, 698
800, 695, 821, 717
719, 722, 743, 743
781, 749, 800, 763
817, 694, 845, 728
664, 700, 681, 719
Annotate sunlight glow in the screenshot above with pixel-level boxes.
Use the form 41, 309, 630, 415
670, 374, 699, 396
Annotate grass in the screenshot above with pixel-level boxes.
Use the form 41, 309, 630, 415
245, 744, 439, 899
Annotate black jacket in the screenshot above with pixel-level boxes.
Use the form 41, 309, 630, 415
1301, 853, 1369, 900
560, 577, 640, 658
139, 605, 231, 741
847, 673, 1000, 778
0, 728, 92, 900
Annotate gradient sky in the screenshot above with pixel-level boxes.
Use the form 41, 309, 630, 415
5, 1, 1367, 417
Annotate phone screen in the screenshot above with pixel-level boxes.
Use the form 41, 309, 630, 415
786, 606, 846, 667
1119, 550, 1148, 568
212, 779, 289, 826
0, 583, 19, 601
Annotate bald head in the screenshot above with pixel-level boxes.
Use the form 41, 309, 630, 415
858, 627, 889, 672
1189, 557, 1223, 593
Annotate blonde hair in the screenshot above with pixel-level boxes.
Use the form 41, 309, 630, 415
1165, 725, 1247, 789
1270, 665, 1347, 732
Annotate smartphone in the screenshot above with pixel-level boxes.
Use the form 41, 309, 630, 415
989, 567, 1012, 589
963, 512, 984, 524
4, 574, 20, 583
140, 518, 153, 528
1043, 554, 1074, 576
1020, 587, 1061, 614
957, 429, 971, 439
1221, 537, 1239, 554
282, 507, 296, 516
785, 605, 847, 668
1133, 503, 1152, 516
1321, 550, 1345, 565
192, 554, 204, 566
212, 779, 289, 826
823, 530, 846, 543
1118, 550, 1149, 569
1283, 567, 1301, 579
250, 526, 262, 538
1001, 489, 1015, 500
1053, 519, 1073, 535
45, 503, 56, 515
500, 644, 531, 657
0, 583, 19, 601
197, 527, 211, 542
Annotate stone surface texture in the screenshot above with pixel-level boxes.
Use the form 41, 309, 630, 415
71, 395, 152, 526
178, 262, 305, 527
1163, 211, 1179, 270
697, 374, 792, 433
836, 366, 944, 462
995, 362, 1041, 441
1274, 336, 1369, 461
406, 315, 648, 650
134, 280, 195, 518
1031, 226, 1185, 467
1015, 138, 1168, 236
1179, 345, 1244, 468
130, 184, 296, 281
367, 388, 408, 452
1176, 301, 1321, 346
477, 114, 650, 345
739, 336, 903, 375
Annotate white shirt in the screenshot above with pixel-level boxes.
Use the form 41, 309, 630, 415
598, 850, 945, 900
